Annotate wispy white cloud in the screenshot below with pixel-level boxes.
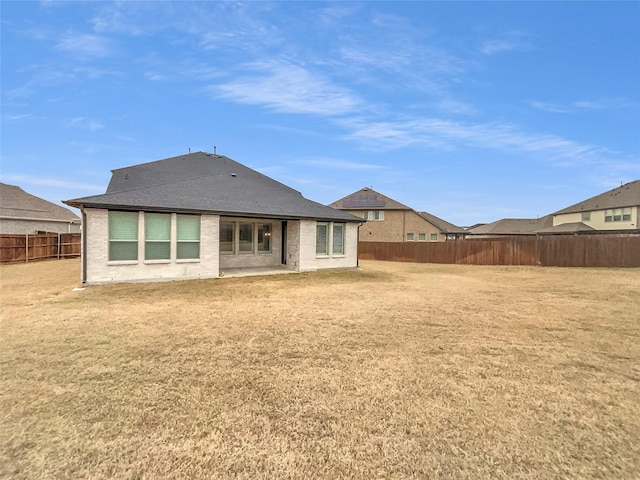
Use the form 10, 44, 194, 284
339, 113, 627, 168
56, 33, 114, 57
529, 101, 570, 113
531, 97, 637, 113
4, 113, 33, 121
66, 117, 104, 131
434, 99, 479, 116
480, 32, 530, 56
211, 62, 363, 116
1, 174, 104, 191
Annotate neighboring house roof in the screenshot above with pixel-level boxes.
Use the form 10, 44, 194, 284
0, 182, 80, 223
469, 215, 553, 235
553, 180, 640, 215
535, 222, 596, 234
64, 152, 360, 222
329, 187, 412, 210
417, 211, 466, 234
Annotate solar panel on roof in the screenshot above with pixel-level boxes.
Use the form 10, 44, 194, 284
342, 194, 385, 208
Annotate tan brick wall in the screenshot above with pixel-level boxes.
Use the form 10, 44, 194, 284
350, 209, 445, 242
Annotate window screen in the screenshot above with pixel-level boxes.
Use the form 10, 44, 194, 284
145, 213, 171, 260
333, 223, 345, 255
109, 211, 138, 261
177, 214, 200, 259
316, 223, 328, 255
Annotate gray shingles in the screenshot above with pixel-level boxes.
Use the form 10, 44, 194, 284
1, 183, 80, 222
65, 152, 360, 222
553, 180, 640, 215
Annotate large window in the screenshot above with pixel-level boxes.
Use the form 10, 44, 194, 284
109, 211, 138, 261
605, 208, 631, 222
177, 214, 200, 259
145, 213, 171, 260
316, 223, 329, 255
239, 223, 253, 253
220, 222, 235, 254
333, 223, 345, 255
258, 224, 272, 253
364, 210, 384, 221
317, 222, 347, 257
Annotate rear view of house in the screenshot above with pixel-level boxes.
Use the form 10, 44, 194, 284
0, 182, 81, 234
64, 152, 361, 285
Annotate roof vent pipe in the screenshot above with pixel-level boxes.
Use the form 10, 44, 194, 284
189, 147, 191, 153
214, 145, 217, 155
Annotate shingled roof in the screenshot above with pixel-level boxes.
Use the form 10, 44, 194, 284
417, 211, 466, 234
64, 152, 360, 222
1, 182, 80, 222
329, 187, 411, 210
553, 180, 640, 215
469, 215, 554, 235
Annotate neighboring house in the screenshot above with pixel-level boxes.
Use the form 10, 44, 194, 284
468, 215, 554, 237
64, 152, 361, 285
549, 180, 640, 233
329, 187, 465, 242
0, 182, 81, 234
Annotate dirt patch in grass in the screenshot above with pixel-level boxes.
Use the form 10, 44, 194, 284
1, 259, 639, 479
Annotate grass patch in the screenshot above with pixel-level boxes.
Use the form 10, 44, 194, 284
1, 259, 639, 479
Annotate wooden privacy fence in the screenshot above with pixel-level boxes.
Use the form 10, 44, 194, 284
359, 234, 640, 268
0, 233, 81, 264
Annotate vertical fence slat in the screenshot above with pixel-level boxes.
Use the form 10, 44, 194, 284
1, 233, 81, 264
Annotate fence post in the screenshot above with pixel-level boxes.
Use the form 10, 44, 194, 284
25, 234, 29, 263
57, 233, 61, 259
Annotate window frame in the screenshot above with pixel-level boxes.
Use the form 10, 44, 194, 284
176, 214, 201, 260
430, 233, 439, 241
238, 222, 254, 254
332, 223, 345, 255
316, 222, 329, 256
257, 223, 272, 254
418, 233, 426, 241
108, 211, 139, 262
220, 221, 236, 254
406, 232, 414, 241
144, 212, 171, 261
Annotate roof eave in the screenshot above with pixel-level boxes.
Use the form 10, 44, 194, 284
64, 201, 361, 223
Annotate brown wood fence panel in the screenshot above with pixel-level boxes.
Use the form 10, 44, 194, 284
0, 233, 81, 264
359, 234, 640, 268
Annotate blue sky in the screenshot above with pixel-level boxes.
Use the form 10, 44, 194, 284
2, 1, 639, 226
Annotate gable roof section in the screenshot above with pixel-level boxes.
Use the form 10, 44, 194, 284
417, 211, 466, 234
553, 180, 640, 215
1, 183, 80, 222
469, 215, 553, 235
329, 187, 412, 210
64, 152, 360, 222
535, 222, 595, 234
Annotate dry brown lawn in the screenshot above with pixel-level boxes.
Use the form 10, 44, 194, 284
1, 259, 639, 479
